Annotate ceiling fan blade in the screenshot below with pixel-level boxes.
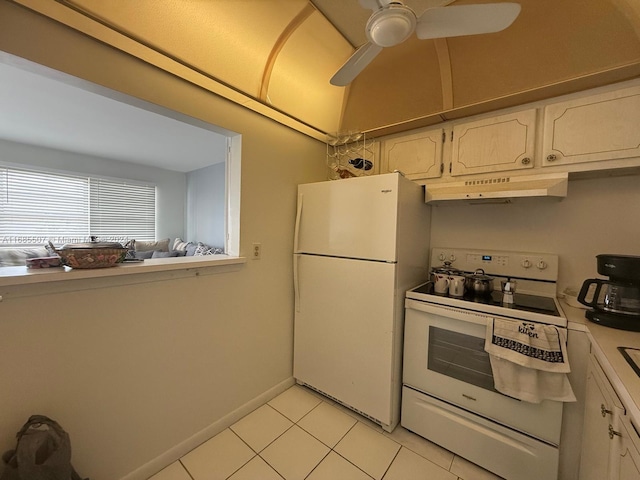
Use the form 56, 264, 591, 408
330, 42, 383, 86
416, 2, 521, 40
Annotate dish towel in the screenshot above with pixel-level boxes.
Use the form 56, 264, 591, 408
485, 317, 576, 404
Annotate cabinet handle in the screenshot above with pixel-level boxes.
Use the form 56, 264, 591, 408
521, 157, 531, 165
609, 424, 622, 439
546, 154, 558, 162
601, 404, 613, 417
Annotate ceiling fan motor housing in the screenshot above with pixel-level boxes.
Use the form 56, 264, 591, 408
366, 3, 417, 47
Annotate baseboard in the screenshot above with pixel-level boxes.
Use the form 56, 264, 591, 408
119, 377, 295, 480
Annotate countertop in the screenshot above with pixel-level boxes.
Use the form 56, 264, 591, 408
0, 255, 247, 301
564, 301, 640, 425
0, 255, 245, 288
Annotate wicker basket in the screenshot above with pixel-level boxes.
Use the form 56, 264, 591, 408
50, 241, 128, 269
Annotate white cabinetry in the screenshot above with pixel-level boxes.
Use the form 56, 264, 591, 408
375, 80, 640, 189
380, 110, 537, 181
580, 353, 640, 480
542, 85, 640, 168
617, 417, 640, 480
450, 109, 537, 177
580, 354, 624, 480
381, 128, 443, 179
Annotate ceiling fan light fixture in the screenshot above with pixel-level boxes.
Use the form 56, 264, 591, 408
366, 4, 417, 48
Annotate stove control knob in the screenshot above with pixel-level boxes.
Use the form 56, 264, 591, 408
438, 253, 446, 261
449, 254, 456, 262
522, 259, 532, 269
537, 260, 548, 270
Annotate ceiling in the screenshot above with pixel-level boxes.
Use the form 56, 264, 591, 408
59, 0, 640, 137
2, 0, 640, 152
319, 0, 640, 135
0, 54, 228, 173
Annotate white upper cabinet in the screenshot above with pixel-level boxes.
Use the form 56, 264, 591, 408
542, 85, 640, 167
375, 79, 640, 186
381, 128, 444, 180
450, 109, 537, 177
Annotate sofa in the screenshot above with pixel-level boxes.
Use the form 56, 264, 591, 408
0, 238, 224, 267
127, 238, 224, 260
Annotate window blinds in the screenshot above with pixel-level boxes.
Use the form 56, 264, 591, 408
89, 178, 156, 241
0, 165, 156, 246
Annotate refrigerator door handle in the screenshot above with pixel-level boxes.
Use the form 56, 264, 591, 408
293, 254, 300, 313
293, 193, 302, 312
293, 193, 303, 253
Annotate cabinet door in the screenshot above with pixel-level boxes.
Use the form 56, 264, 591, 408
542, 85, 640, 167
293, 255, 397, 426
617, 418, 640, 480
382, 128, 443, 179
580, 355, 624, 480
450, 109, 536, 176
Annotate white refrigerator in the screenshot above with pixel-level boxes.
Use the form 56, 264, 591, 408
293, 172, 431, 432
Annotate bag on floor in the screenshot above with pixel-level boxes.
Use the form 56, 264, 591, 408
0, 415, 87, 480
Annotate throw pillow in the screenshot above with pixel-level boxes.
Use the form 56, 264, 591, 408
172, 238, 190, 252
193, 242, 224, 256
185, 243, 199, 257
134, 250, 154, 260
135, 238, 170, 252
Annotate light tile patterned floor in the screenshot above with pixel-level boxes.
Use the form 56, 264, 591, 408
148, 385, 504, 480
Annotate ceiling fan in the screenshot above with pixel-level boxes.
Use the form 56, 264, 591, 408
330, 0, 521, 86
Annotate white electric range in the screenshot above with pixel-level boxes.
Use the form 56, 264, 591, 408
402, 248, 568, 480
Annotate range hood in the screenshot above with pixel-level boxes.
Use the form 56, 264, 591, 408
425, 172, 569, 205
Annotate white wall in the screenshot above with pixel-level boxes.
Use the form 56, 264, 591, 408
187, 162, 226, 247
0, 4, 327, 480
430, 172, 640, 292
5, 5, 637, 480
0, 138, 187, 241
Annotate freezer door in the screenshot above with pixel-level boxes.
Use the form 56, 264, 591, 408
293, 254, 398, 426
295, 174, 400, 261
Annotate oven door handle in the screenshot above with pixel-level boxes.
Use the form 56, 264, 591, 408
405, 298, 490, 327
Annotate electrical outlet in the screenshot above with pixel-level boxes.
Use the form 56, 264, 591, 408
252, 242, 261, 260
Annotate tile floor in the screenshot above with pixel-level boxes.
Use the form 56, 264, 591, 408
148, 385, 504, 480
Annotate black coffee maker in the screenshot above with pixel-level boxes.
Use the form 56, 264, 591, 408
578, 254, 640, 331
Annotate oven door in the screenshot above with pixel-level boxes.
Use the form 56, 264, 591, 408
403, 298, 563, 445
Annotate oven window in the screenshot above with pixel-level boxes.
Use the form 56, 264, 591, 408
428, 326, 495, 392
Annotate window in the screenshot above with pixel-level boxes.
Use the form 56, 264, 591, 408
0, 165, 156, 247
0, 53, 240, 258
89, 177, 155, 241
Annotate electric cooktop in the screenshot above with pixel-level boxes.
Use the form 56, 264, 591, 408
410, 282, 562, 317
407, 248, 568, 327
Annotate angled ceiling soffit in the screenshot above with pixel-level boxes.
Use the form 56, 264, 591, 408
445, 0, 640, 107
339, 0, 640, 136
10, 0, 353, 140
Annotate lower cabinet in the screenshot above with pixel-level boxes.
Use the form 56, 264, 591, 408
580, 353, 640, 480
616, 417, 640, 480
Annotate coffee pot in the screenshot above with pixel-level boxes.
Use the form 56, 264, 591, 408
430, 261, 464, 295
501, 278, 517, 305
578, 254, 640, 331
